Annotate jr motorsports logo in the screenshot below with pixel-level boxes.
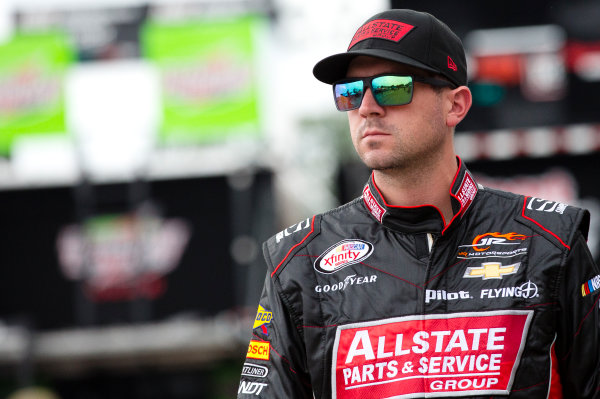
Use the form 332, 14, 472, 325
314, 239, 374, 274
332, 310, 533, 398
457, 232, 529, 259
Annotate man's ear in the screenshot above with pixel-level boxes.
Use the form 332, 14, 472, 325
446, 86, 472, 128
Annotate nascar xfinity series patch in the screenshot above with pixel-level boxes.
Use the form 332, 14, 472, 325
331, 310, 533, 398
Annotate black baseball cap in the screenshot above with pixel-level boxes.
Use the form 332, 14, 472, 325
313, 9, 467, 87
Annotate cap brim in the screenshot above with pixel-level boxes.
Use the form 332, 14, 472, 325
313, 48, 439, 84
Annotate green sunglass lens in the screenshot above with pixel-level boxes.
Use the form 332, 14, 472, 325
372, 76, 413, 106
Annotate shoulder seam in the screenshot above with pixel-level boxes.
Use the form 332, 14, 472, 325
518, 196, 571, 250
270, 215, 318, 277
321, 197, 363, 217
479, 186, 521, 201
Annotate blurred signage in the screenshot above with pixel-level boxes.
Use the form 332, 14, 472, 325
565, 41, 600, 82
466, 25, 567, 103
56, 211, 191, 302
141, 15, 263, 145
16, 5, 148, 61
13, 6, 265, 151
474, 168, 599, 260
0, 175, 245, 329
0, 32, 73, 155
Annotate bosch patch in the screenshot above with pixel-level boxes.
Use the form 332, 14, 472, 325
331, 310, 533, 398
247, 340, 270, 361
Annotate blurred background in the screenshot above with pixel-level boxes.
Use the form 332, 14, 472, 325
0, 0, 598, 397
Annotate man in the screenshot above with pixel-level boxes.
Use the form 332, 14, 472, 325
238, 9, 600, 398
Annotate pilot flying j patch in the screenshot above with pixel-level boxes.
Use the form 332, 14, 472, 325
331, 310, 533, 398
582, 275, 600, 297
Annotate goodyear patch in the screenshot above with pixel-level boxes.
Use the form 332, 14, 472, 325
582, 275, 600, 297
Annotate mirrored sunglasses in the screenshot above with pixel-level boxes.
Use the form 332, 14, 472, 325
333, 74, 455, 111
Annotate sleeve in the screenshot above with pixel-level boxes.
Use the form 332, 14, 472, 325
556, 231, 600, 398
237, 268, 313, 398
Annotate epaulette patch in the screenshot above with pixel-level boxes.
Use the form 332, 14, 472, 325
266, 215, 318, 277
519, 196, 589, 250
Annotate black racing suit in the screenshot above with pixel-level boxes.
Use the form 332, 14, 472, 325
238, 159, 600, 398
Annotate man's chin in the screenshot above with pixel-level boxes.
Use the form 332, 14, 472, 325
359, 151, 395, 169
364, 161, 402, 171
362, 157, 411, 172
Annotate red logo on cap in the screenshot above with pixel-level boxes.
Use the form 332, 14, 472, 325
348, 19, 415, 50
448, 56, 458, 71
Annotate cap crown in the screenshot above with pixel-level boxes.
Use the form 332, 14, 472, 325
313, 9, 467, 87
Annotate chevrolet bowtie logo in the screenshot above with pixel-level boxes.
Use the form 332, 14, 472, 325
464, 262, 521, 280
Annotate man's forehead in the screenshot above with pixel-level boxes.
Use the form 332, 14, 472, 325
346, 56, 430, 77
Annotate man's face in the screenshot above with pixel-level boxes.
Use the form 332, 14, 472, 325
345, 56, 450, 172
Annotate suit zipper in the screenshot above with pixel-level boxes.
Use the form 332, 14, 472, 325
420, 233, 438, 313
426, 233, 435, 253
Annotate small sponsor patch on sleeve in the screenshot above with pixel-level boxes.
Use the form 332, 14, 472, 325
253, 305, 273, 328
253, 305, 273, 336
238, 380, 268, 395
241, 362, 269, 378
582, 274, 600, 297
331, 310, 532, 398
247, 340, 270, 361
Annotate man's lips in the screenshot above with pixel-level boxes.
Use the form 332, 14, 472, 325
362, 130, 390, 138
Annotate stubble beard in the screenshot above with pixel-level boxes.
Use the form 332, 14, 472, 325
357, 124, 447, 174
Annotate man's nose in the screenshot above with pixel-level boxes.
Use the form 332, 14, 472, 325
358, 88, 385, 116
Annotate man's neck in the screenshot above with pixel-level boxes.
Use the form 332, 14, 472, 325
372, 155, 458, 225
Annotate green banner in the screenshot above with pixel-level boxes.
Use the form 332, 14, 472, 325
0, 32, 74, 156
142, 15, 263, 145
